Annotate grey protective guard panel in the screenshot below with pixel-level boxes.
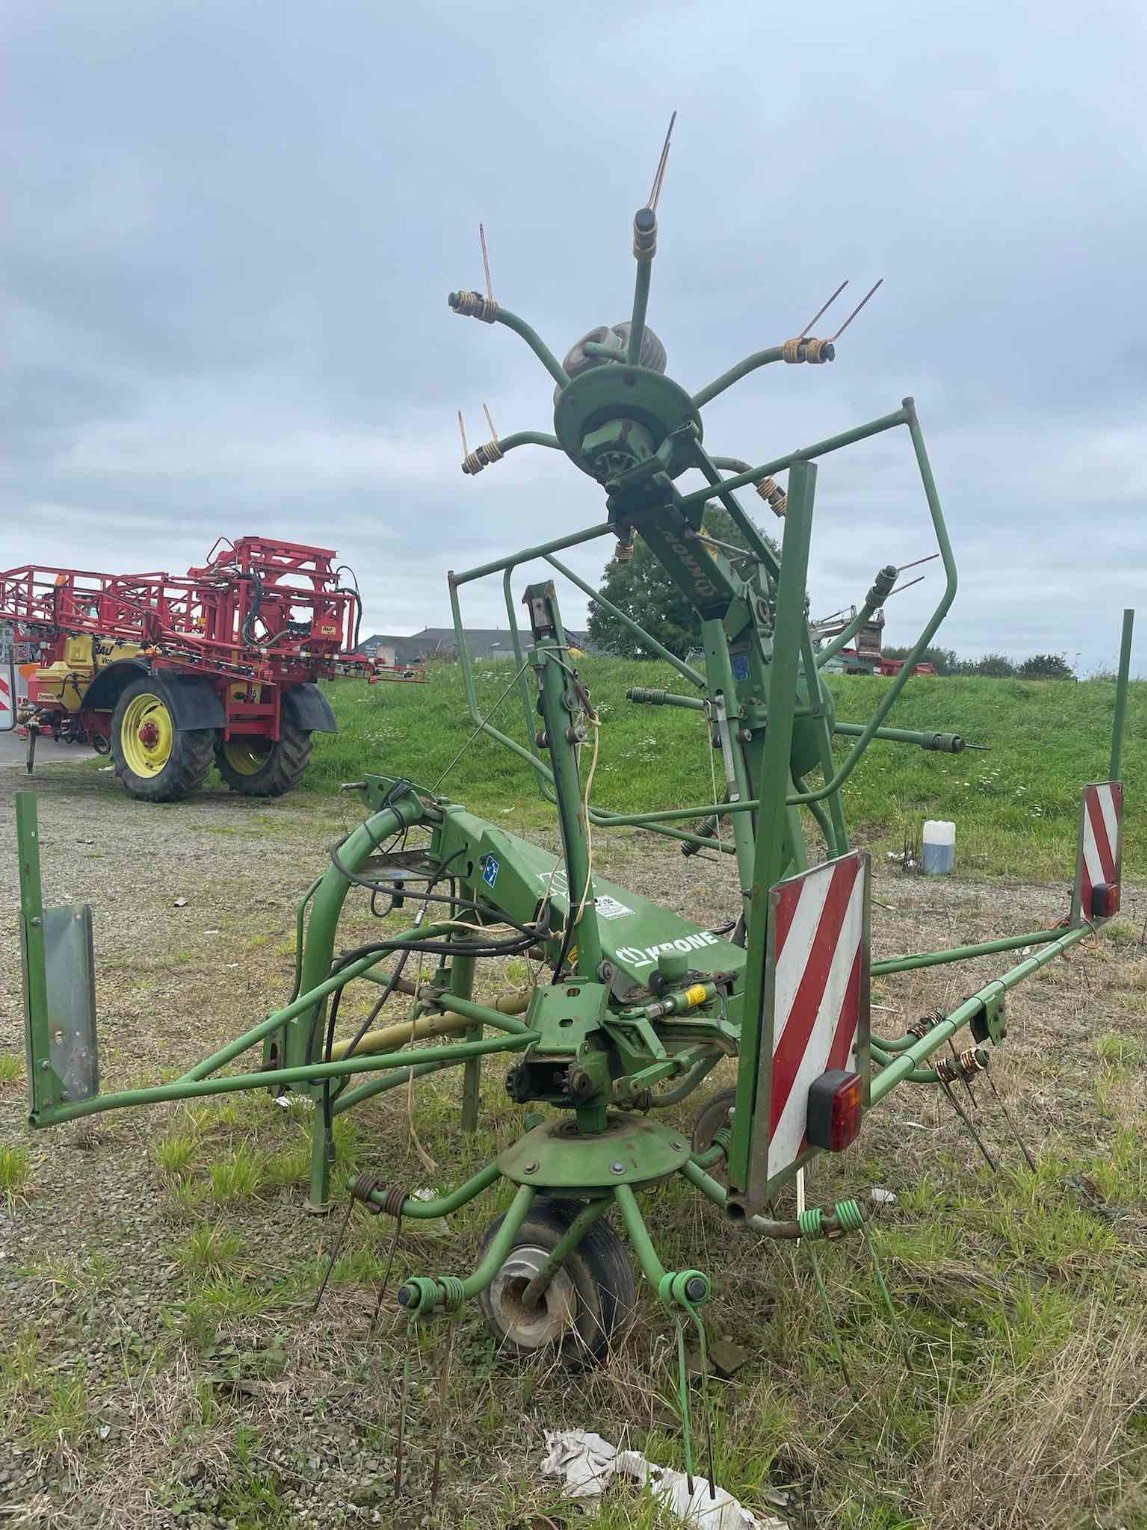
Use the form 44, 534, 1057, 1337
43, 905, 99, 1102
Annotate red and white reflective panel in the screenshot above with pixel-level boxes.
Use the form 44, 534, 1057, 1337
1074, 781, 1123, 922
765, 851, 869, 1182
0, 666, 15, 731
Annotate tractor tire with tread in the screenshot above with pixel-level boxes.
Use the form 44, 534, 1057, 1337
110, 676, 216, 802
215, 717, 313, 797
477, 1196, 636, 1368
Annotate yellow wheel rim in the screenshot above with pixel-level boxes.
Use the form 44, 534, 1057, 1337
121, 692, 174, 777
222, 737, 274, 776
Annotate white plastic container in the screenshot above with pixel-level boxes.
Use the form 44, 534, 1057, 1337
922, 819, 956, 874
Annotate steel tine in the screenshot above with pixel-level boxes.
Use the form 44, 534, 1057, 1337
798, 278, 849, 338
830, 277, 884, 340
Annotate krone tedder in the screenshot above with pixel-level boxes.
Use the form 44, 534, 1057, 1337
15, 134, 1136, 1463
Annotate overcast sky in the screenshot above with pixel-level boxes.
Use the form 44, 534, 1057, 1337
3, 0, 1145, 672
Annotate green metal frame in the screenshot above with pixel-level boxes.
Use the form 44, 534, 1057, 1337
15, 161, 1138, 1360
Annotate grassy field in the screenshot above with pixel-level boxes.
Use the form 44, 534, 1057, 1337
310, 662, 1146, 881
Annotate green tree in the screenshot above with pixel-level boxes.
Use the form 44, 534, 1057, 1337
972, 653, 1016, 678
1018, 653, 1075, 681
587, 506, 777, 658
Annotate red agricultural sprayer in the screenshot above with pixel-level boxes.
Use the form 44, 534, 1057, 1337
0, 535, 416, 799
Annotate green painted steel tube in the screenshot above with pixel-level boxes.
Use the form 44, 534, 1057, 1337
546, 555, 705, 688
613, 1183, 670, 1288
729, 460, 818, 1192
533, 619, 603, 977
282, 790, 432, 1072
833, 723, 967, 752
870, 924, 1091, 1104
872, 926, 1063, 978
181, 919, 454, 1084
33, 1032, 533, 1128
460, 1185, 536, 1297
787, 401, 958, 806
494, 430, 562, 457
692, 347, 785, 409
422, 989, 534, 1036
625, 687, 707, 711
589, 813, 738, 853
628, 257, 652, 366
490, 308, 570, 388
450, 521, 613, 587
522, 1196, 613, 1303
503, 565, 556, 802
1111, 608, 1134, 780
331, 1057, 451, 1116
680, 405, 910, 508
680, 1159, 850, 1239
354, 1159, 502, 1220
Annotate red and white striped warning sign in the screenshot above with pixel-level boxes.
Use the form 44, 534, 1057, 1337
763, 851, 870, 1183
1073, 781, 1123, 923
0, 665, 15, 732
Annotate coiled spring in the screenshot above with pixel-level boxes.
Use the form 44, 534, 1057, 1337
936, 1047, 988, 1084
462, 438, 504, 476
449, 290, 499, 324
351, 1173, 408, 1218
755, 475, 788, 517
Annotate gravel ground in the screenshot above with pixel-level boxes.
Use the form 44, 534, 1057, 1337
0, 761, 1143, 1528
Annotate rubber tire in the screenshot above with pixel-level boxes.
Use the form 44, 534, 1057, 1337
478, 1197, 636, 1369
110, 676, 216, 803
215, 718, 313, 797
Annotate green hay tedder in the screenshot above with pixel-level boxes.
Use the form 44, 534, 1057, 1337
15, 127, 1135, 1480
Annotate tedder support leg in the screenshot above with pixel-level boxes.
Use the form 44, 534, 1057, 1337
452, 931, 480, 1134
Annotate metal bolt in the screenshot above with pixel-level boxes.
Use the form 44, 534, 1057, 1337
671, 1141, 683, 1151
523, 1160, 539, 1174
684, 1276, 707, 1302
610, 1161, 626, 1175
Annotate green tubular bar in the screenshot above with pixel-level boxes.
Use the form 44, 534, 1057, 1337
870, 924, 1092, 1105
692, 347, 785, 409
787, 402, 959, 806
181, 919, 455, 1084
490, 309, 570, 388
679, 404, 910, 507
1111, 608, 1134, 780
353, 1159, 502, 1219
283, 789, 432, 1072
32, 1032, 532, 1128
612, 1183, 671, 1289
872, 926, 1063, 978
628, 255, 652, 366
421, 989, 534, 1035
521, 1196, 614, 1303
546, 554, 705, 688
331, 1057, 452, 1116
491, 430, 562, 457
402, 1184, 537, 1313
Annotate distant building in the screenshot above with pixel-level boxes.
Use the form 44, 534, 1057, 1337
358, 627, 591, 666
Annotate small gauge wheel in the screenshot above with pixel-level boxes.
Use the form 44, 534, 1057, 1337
478, 1198, 636, 1369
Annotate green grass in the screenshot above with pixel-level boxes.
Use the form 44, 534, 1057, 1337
0, 1052, 24, 1086
0, 1144, 30, 1208
309, 663, 1145, 878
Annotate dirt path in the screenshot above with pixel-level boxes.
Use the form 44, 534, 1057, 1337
1, 763, 1143, 1528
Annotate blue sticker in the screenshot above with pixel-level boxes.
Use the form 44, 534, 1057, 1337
731, 654, 750, 680
482, 856, 500, 888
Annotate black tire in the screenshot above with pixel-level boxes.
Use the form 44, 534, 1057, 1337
215, 717, 312, 797
691, 1087, 737, 1183
478, 1197, 636, 1368
110, 676, 216, 803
